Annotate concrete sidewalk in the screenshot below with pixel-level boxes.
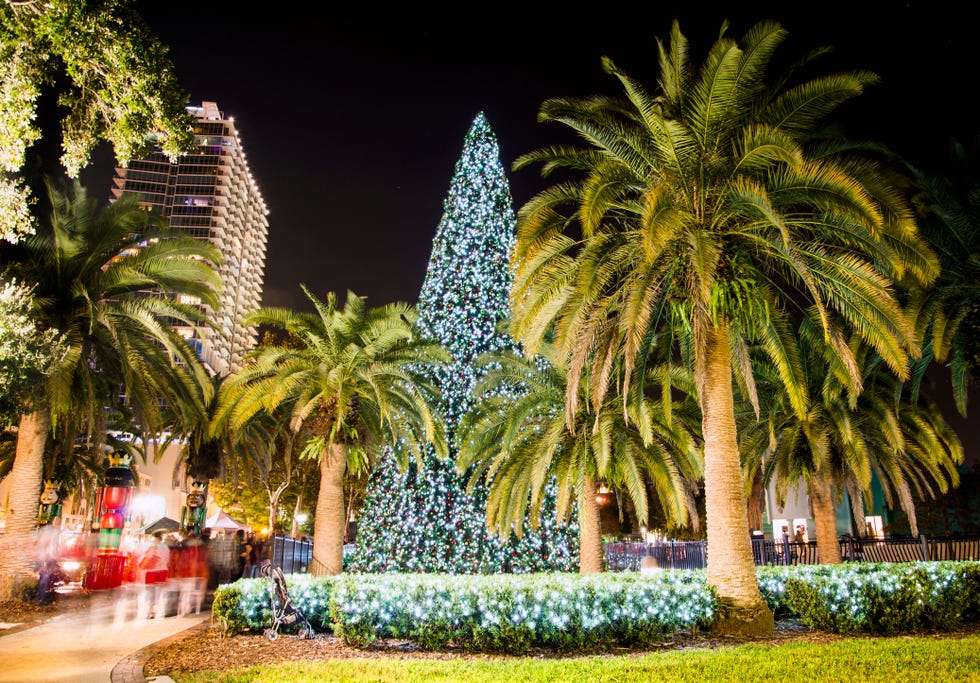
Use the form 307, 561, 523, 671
0, 588, 209, 683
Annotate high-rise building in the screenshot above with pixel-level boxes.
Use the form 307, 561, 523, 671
109, 101, 269, 375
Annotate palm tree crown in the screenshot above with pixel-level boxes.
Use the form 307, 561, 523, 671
214, 287, 448, 574
509, 20, 937, 635
0, 179, 220, 580
740, 322, 962, 563
457, 345, 701, 573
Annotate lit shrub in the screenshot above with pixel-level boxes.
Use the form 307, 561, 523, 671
327, 572, 716, 654
210, 560, 980, 650
783, 561, 980, 634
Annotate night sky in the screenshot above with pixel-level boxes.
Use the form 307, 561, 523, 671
71, 0, 980, 461
73, 3, 980, 455
77, 2, 976, 313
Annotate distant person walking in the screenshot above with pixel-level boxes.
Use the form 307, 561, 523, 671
240, 533, 254, 578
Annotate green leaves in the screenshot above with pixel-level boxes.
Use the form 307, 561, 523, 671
1, 0, 194, 242
218, 288, 448, 472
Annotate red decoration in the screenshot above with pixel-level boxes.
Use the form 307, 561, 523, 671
84, 451, 136, 590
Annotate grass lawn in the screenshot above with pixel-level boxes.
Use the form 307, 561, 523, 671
174, 631, 980, 682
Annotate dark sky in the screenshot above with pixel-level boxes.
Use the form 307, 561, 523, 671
79, 2, 976, 314
76, 3, 980, 459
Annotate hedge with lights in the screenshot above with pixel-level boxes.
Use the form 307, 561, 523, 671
211, 561, 980, 652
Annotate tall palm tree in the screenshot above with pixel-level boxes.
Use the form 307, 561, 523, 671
509, 20, 938, 634
740, 322, 962, 564
0, 179, 220, 583
457, 346, 701, 573
213, 287, 448, 575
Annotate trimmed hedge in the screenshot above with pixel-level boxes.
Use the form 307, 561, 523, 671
781, 561, 980, 634
328, 572, 714, 652
211, 560, 980, 653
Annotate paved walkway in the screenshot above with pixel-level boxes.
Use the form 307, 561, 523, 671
0, 587, 209, 683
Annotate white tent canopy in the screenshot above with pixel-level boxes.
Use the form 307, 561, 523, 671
205, 509, 249, 532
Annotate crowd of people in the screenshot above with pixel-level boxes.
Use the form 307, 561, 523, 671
30, 520, 270, 621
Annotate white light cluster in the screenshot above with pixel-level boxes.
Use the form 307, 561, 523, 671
348, 113, 578, 574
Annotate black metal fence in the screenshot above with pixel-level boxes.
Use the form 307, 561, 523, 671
268, 534, 313, 575
267, 534, 980, 574
604, 536, 980, 571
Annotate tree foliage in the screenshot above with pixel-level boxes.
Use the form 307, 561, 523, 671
739, 321, 963, 562
0, 277, 63, 422
0, 0, 194, 241
903, 136, 980, 413
0, 178, 219, 580
457, 345, 702, 572
214, 287, 448, 574
510, 19, 936, 633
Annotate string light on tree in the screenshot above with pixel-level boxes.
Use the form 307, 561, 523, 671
348, 113, 578, 573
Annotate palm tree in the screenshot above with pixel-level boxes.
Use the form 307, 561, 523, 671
509, 20, 937, 634
740, 322, 962, 564
902, 139, 980, 415
457, 346, 701, 573
0, 179, 220, 583
213, 287, 448, 575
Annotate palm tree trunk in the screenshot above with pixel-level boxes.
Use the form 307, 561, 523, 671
312, 443, 347, 575
0, 409, 51, 590
578, 476, 604, 574
698, 322, 774, 636
809, 473, 842, 564
746, 468, 765, 531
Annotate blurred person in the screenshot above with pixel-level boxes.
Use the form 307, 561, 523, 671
233, 529, 247, 579
249, 535, 266, 577
32, 519, 62, 604
177, 532, 210, 615
240, 532, 254, 578
138, 531, 171, 621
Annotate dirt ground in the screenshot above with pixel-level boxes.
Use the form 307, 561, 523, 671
144, 622, 840, 677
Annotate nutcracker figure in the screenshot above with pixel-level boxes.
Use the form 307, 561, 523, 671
38, 479, 62, 525
84, 450, 135, 590
181, 480, 208, 536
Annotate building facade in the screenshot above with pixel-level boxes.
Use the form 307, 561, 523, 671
103, 101, 269, 526
110, 101, 269, 376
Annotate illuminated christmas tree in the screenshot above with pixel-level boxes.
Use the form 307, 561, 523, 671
347, 113, 578, 573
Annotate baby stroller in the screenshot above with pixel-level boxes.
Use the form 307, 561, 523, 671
260, 561, 315, 640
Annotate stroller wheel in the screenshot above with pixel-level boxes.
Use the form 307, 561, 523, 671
264, 628, 279, 641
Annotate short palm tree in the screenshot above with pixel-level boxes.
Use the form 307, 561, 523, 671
902, 140, 980, 415
457, 346, 701, 573
509, 20, 937, 634
740, 322, 962, 564
1, 179, 220, 582
213, 287, 448, 575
